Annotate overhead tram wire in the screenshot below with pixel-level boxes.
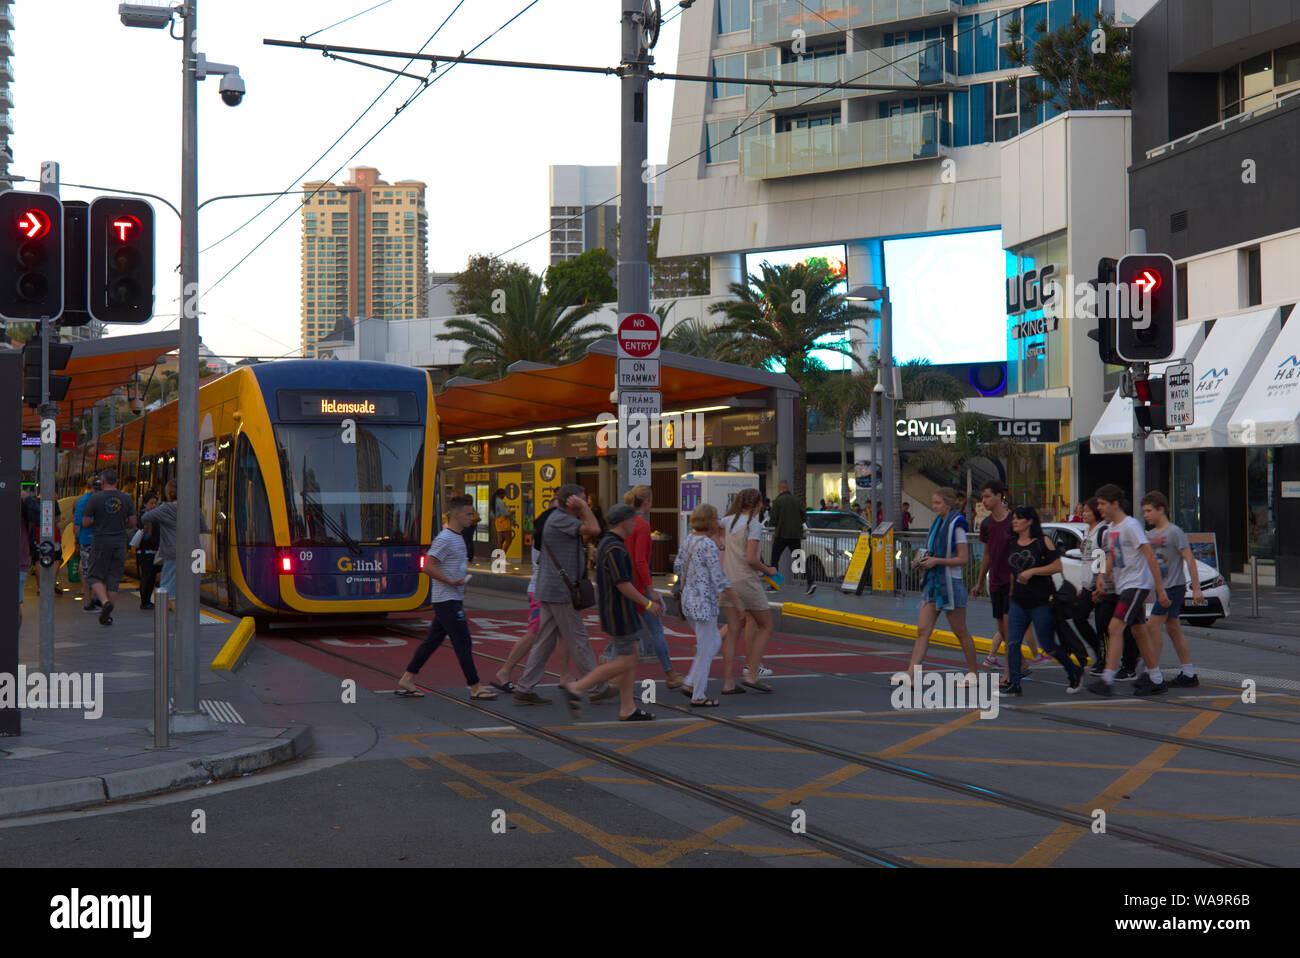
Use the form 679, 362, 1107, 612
198, 0, 466, 256
200, 0, 544, 302
301, 0, 400, 41
249, 0, 1044, 358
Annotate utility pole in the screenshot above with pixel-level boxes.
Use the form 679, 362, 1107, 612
615, 0, 656, 501
174, 0, 207, 731
37, 161, 58, 676
1129, 228, 1147, 503
879, 293, 897, 530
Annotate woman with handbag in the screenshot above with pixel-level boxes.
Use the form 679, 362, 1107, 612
134, 491, 160, 610
1001, 504, 1082, 696
903, 488, 981, 685
674, 504, 739, 707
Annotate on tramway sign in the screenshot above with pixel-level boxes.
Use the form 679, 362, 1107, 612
618, 358, 660, 389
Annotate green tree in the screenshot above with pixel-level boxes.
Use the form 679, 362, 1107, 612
543, 248, 617, 305
810, 368, 878, 511
436, 270, 611, 380
449, 253, 532, 316
708, 261, 874, 505
1005, 10, 1132, 112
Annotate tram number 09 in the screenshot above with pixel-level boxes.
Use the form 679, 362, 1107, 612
299, 551, 314, 562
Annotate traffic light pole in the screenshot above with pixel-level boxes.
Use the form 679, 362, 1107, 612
1129, 229, 1147, 503
37, 165, 58, 676
174, 0, 208, 731
616, 0, 650, 501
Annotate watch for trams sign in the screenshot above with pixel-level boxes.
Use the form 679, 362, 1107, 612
617, 312, 660, 360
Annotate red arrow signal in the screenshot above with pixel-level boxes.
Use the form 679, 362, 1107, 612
1134, 269, 1161, 294
18, 209, 50, 239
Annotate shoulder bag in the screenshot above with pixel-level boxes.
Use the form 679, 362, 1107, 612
545, 539, 595, 610
672, 536, 702, 604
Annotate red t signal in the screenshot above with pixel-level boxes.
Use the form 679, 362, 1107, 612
112, 216, 141, 242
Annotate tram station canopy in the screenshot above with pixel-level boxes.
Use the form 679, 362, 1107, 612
433, 339, 800, 439
18, 330, 181, 433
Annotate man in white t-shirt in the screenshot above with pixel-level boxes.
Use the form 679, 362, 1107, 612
1086, 484, 1169, 697
396, 494, 498, 701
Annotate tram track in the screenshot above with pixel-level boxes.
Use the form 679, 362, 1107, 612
292, 628, 1278, 868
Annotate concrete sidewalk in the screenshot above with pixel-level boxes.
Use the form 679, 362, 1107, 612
1, 579, 310, 819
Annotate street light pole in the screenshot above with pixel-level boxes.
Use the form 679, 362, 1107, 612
879, 292, 896, 530
174, 0, 206, 729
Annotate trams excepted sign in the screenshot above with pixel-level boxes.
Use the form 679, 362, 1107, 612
1165, 362, 1194, 427
618, 312, 660, 360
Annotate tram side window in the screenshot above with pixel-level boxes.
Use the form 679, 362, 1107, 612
234, 435, 275, 546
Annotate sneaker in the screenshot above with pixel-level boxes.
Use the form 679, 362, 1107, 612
1115, 667, 1137, 680
83, 600, 101, 613
998, 681, 1022, 696
804, 583, 817, 596
1169, 672, 1200, 688
140, 602, 155, 610
1133, 678, 1167, 696
1133, 672, 1153, 690
588, 686, 621, 704
981, 655, 1001, 669
1067, 668, 1083, 694
98, 602, 114, 626
743, 664, 774, 678
1086, 678, 1114, 697
1089, 662, 1106, 675
513, 691, 551, 706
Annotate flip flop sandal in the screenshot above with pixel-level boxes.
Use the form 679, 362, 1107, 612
741, 680, 773, 693
690, 699, 720, 708
619, 708, 655, 721
559, 683, 582, 719
394, 688, 425, 698
720, 686, 746, 695
489, 680, 516, 693
469, 688, 498, 700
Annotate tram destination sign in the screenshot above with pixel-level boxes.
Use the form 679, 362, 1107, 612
277, 390, 419, 422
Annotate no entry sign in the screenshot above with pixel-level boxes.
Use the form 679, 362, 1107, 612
617, 312, 660, 360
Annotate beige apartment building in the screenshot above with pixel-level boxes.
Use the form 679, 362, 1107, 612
300, 166, 428, 357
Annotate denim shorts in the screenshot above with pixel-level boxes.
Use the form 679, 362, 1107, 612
159, 559, 177, 597
922, 573, 968, 610
1152, 583, 1186, 617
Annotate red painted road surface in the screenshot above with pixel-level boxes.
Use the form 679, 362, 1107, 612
267, 609, 929, 693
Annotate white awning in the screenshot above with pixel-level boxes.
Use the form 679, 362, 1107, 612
1089, 322, 1205, 455
1229, 305, 1300, 446
1155, 306, 1282, 451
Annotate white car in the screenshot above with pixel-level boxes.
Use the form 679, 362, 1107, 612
1042, 522, 1230, 626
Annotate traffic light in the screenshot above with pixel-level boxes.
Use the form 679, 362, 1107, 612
1133, 376, 1167, 432
60, 200, 91, 327
0, 191, 64, 322
22, 336, 73, 408
1116, 253, 1176, 363
88, 197, 155, 323
1087, 257, 1122, 365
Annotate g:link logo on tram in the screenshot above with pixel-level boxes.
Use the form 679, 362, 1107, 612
337, 556, 383, 572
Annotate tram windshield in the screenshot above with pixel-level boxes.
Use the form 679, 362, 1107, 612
274, 423, 424, 547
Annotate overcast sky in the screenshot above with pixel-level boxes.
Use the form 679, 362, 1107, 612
10, 0, 681, 360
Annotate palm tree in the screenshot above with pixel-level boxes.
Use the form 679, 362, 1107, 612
709, 261, 874, 504
436, 271, 611, 380
810, 368, 878, 510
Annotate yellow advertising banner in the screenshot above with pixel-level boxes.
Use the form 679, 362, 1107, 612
498, 471, 522, 561
839, 533, 873, 593
534, 459, 563, 513
872, 525, 895, 593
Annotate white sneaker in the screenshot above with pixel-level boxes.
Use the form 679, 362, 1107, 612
742, 664, 773, 678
